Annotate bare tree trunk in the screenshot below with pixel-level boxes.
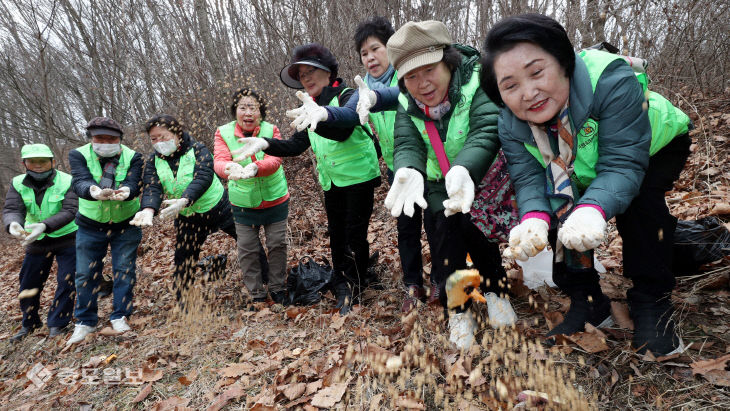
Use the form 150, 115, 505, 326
194, 0, 224, 83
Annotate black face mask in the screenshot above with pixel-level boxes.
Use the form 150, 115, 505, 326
27, 169, 53, 182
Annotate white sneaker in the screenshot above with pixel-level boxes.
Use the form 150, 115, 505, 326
449, 311, 478, 350
66, 324, 95, 345
110, 316, 131, 333
484, 293, 518, 329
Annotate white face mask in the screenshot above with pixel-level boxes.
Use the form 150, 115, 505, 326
153, 139, 178, 156
93, 143, 121, 158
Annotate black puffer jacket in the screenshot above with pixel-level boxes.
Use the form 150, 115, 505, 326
3, 171, 78, 253
141, 132, 216, 211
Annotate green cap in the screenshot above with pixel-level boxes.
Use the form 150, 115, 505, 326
21, 144, 54, 159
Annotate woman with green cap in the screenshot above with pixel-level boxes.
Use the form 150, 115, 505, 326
3, 143, 78, 342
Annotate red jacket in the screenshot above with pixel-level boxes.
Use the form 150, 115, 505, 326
213, 122, 289, 209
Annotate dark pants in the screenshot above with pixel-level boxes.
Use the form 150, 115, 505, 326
553, 133, 691, 301
387, 169, 434, 287
323, 183, 374, 291
425, 210, 507, 294
174, 195, 236, 298
19, 245, 76, 328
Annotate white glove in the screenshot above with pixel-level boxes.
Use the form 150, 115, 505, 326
503, 218, 549, 261
285, 91, 328, 131
129, 208, 154, 227
558, 207, 606, 252
384, 168, 427, 217
354, 75, 377, 125
484, 293, 517, 329
8, 222, 26, 240
22, 223, 46, 246
225, 162, 258, 180
159, 198, 188, 220
110, 186, 130, 201
89, 185, 114, 200
231, 137, 269, 163
442, 165, 475, 217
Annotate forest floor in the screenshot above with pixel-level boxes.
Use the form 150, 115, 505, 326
0, 92, 729, 410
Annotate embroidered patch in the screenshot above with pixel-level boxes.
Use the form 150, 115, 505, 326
582, 118, 598, 139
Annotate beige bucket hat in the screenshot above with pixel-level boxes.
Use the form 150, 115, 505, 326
387, 20, 453, 80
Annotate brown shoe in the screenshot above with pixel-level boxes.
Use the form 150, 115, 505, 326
426, 283, 441, 306
401, 285, 425, 313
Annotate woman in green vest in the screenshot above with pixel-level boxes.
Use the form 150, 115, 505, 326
385, 20, 517, 346
3, 144, 78, 342
481, 14, 691, 355
232, 43, 381, 315
213, 88, 290, 305
133, 114, 236, 306
285, 17, 437, 313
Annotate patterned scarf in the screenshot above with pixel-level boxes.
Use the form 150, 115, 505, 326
528, 103, 575, 220
528, 101, 590, 266
415, 95, 451, 120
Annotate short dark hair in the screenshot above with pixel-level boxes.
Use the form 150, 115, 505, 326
398, 45, 462, 92
480, 13, 575, 107
353, 16, 395, 53
145, 114, 184, 136
289, 43, 338, 83
230, 88, 267, 120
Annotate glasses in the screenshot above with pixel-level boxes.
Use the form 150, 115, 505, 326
237, 104, 259, 113
298, 67, 318, 81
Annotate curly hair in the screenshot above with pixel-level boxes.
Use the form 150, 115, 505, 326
145, 114, 184, 136
353, 16, 395, 53
229, 88, 267, 120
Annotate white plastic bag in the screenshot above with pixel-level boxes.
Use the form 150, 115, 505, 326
516, 248, 605, 290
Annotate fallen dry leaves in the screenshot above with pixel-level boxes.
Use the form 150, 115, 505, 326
206, 384, 244, 411
0, 99, 728, 410
610, 301, 634, 330
691, 353, 730, 386
310, 382, 348, 408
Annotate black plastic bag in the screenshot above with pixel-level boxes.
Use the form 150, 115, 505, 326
287, 256, 333, 306
673, 217, 730, 275
198, 254, 228, 283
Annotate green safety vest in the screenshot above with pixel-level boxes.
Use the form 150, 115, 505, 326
307, 90, 380, 191
525, 49, 690, 190
367, 74, 399, 170
12, 171, 78, 240
77, 143, 140, 223
155, 147, 225, 216
398, 64, 482, 181
219, 120, 288, 208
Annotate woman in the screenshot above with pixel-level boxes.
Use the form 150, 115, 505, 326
232, 43, 381, 314
132, 115, 235, 306
286, 17, 435, 313
213, 88, 289, 305
481, 14, 691, 355
384, 20, 515, 328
